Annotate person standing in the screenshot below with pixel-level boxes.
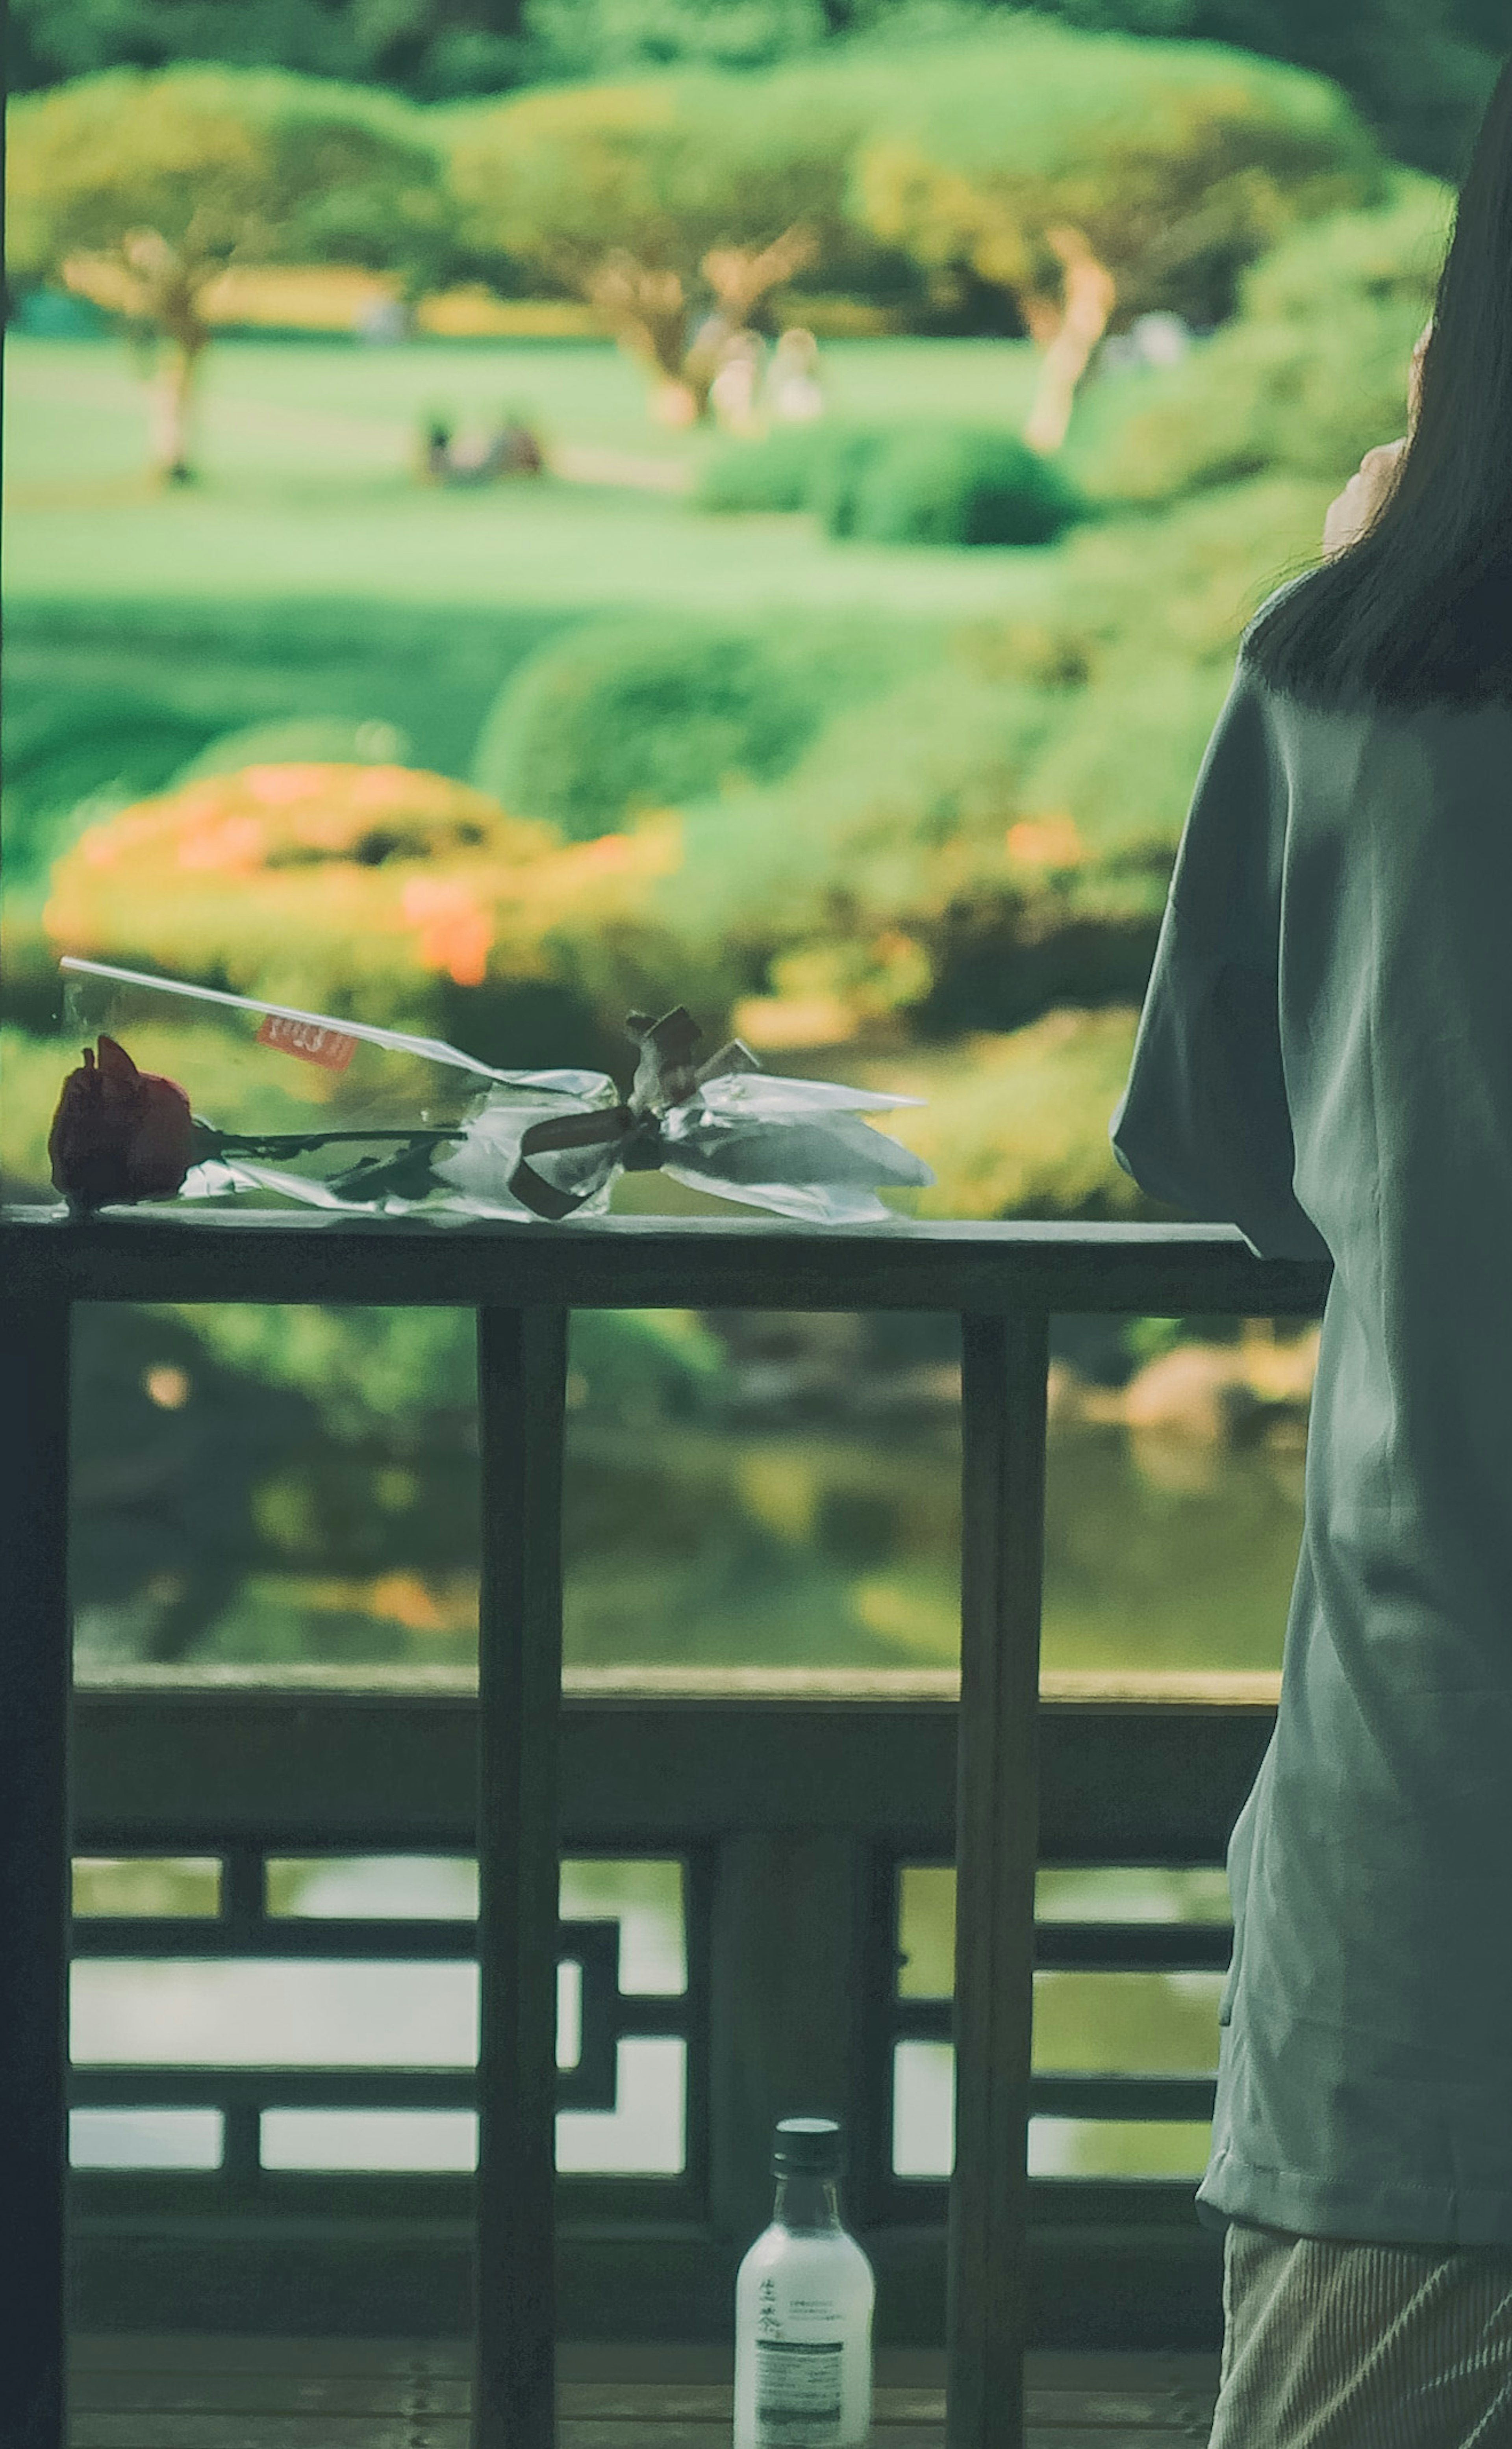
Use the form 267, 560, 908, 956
768, 326, 825, 425
710, 330, 768, 436
1111, 56, 1512, 2447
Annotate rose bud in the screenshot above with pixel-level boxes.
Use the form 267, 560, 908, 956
48, 1035, 197, 1210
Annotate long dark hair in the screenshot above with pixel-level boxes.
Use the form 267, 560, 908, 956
1245, 54, 1512, 709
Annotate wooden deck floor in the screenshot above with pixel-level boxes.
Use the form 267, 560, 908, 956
70, 2339, 1221, 2447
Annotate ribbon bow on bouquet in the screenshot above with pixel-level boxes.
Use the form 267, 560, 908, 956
440, 1006, 935, 1224
47, 978, 934, 1225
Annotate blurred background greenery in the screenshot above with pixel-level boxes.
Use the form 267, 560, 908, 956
2, 0, 1460, 1684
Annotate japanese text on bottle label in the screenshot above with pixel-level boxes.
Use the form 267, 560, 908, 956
755, 2340, 843, 2435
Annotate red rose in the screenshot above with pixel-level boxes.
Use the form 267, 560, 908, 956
48, 1036, 196, 1210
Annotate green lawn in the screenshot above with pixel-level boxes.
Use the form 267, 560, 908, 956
4, 328, 1162, 866
2, 333, 1132, 614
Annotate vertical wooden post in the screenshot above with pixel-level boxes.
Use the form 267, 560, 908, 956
947, 1312, 1049, 2449
0, 1299, 72, 2449
474, 1307, 568, 2449
707, 1829, 871, 2254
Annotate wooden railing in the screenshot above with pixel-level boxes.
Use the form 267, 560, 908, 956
0, 1209, 1330, 2449
61, 1664, 1277, 2344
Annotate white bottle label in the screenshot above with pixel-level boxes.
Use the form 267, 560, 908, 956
735, 2223, 874, 2449
756, 2339, 844, 2434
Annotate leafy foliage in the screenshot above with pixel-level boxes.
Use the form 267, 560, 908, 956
850, 1007, 1148, 1219
3, 597, 576, 840
1, 693, 219, 889
9, 0, 1499, 186
6, 0, 527, 102
158, 1301, 726, 1441
657, 470, 1332, 1047
850, 22, 1387, 333
656, 652, 1129, 1043
445, 68, 874, 397
438, 25, 1390, 418
40, 761, 688, 1041
1001, 0, 1499, 178
446, 72, 868, 275
1159, 0, 1500, 182
471, 612, 912, 837
524, 0, 832, 78
1088, 175, 1450, 501
7, 66, 453, 476
6, 66, 451, 292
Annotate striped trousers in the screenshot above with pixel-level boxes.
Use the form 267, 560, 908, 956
1208, 2219, 1512, 2447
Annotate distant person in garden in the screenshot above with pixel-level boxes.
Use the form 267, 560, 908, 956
709, 330, 767, 436
355, 295, 408, 346
1098, 310, 1193, 377
768, 326, 825, 424
417, 413, 544, 485
420, 417, 454, 483
1111, 55, 1512, 2448
484, 414, 545, 478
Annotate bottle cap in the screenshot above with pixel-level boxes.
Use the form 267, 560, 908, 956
772, 2116, 842, 2174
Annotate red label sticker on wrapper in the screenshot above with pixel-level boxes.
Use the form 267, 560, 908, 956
256, 1013, 359, 1071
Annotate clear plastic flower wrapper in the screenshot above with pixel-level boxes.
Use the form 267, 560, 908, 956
46, 959, 935, 1225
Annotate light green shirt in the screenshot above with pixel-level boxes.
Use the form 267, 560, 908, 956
1112, 634, 1512, 2246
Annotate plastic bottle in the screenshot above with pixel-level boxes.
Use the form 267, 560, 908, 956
734, 2116, 875, 2449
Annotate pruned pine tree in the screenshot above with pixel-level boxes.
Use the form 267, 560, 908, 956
852, 24, 1386, 451
447, 76, 856, 420
6, 67, 449, 481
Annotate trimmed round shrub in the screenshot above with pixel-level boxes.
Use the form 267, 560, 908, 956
472, 616, 838, 840
41, 761, 686, 1034
173, 717, 412, 781
698, 421, 1085, 548
807, 428, 890, 538
843, 426, 1085, 547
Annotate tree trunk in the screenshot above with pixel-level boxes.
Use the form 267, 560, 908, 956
151, 334, 207, 486
1021, 226, 1116, 457
584, 252, 702, 419
700, 227, 819, 332
119, 232, 214, 482
584, 230, 817, 425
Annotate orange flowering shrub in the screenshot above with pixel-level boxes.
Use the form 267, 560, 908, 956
44, 763, 691, 1029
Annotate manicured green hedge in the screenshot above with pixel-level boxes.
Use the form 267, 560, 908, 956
470, 611, 913, 839
699, 420, 1086, 547
840, 425, 1085, 547
0, 598, 576, 892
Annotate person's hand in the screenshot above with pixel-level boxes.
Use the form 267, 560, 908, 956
1323, 439, 1408, 557
1321, 319, 1431, 559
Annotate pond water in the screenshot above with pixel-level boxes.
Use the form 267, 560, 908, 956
72, 1852, 1240, 2186
73, 1321, 1307, 2189
90, 1399, 1304, 1681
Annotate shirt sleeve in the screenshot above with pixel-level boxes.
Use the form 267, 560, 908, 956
1109, 659, 1330, 1263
